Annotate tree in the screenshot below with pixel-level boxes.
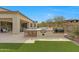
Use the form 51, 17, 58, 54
46, 19, 53, 27
38, 22, 47, 27
53, 16, 65, 28
38, 16, 65, 28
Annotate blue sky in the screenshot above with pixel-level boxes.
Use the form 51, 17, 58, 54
1, 6, 79, 22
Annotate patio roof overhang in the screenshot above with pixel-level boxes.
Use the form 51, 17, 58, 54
0, 11, 34, 23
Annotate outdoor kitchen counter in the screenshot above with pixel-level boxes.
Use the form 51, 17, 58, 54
24, 29, 38, 37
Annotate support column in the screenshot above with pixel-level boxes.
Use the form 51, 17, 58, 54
12, 16, 20, 34
35, 23, 37, 28
32, 23, 34, 28
27, 22, 30, 29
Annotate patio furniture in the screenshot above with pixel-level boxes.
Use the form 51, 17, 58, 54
40, 30, 47, 36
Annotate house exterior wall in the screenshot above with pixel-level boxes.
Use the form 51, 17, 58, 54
64, 21, 79, 33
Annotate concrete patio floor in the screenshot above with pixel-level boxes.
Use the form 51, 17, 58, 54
0, 32, 70, 43
36, 33, 70, 41
0, 32, 35, 43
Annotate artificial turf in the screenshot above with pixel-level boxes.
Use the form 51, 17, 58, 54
0, 41, 79, 52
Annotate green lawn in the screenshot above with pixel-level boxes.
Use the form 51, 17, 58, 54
0, 41, 79, 52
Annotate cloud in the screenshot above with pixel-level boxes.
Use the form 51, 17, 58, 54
48, 8, 79, 15
47, 13, 55, 18
48, 8, 62, 12
52, 9, 62, 12
47, 14, 52, 17
70, 11, 79, 14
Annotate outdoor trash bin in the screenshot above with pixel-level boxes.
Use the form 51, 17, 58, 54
24, 29, 37, 37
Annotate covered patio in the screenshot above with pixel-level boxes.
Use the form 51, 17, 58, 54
0, 33, 35, 43
0, 18, 12, 32
0, 8, 37, 34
